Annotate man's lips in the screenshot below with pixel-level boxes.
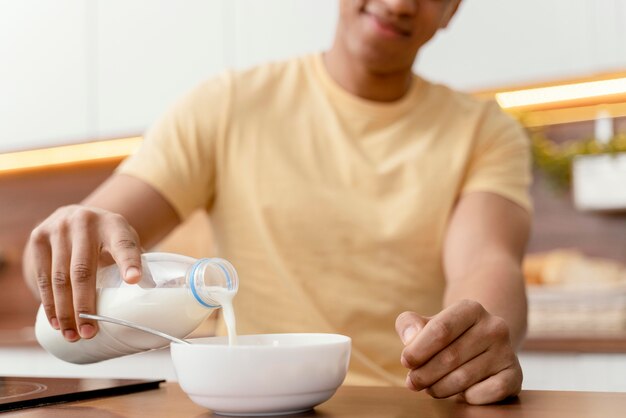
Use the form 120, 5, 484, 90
361, 2, 413, 38
364, 11, 412, 38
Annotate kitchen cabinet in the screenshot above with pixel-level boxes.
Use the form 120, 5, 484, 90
519, 336, 626, 392
2, 0, 625, 152
520, 352, 626, 392
417, 0, 626, 90
0, 0, 92, 151
227, 0, 337, 70
95, 0, 225, 138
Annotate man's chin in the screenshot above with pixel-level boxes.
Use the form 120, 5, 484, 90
356, 48, 414, 75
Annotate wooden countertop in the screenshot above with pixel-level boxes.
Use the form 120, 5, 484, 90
5, 382, 626, 418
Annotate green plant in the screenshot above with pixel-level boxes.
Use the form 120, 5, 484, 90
528, 128, 626, 189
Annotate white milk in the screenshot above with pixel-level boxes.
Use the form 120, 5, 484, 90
96, 286, 211, 349
36, 272, 240, 364
36, 285, 214, 363
206, 287, 238, 346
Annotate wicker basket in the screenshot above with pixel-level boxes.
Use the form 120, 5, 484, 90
527, 282, 626, 336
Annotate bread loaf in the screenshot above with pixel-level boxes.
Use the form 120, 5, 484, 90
523, 250, 626, 286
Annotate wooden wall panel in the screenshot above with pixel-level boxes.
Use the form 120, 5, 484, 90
528, 171, 626, 261
0, 161, 118, 331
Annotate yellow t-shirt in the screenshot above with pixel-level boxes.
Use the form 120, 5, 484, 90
118, 54, 531, 386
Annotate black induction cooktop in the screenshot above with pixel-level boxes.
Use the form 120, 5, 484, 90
0, 376, 163, 412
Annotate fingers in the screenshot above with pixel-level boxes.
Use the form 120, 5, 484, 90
104, 215, 143, 284
70, 225, 99, 339
415, 353, 490, 399
49, 223, 78, 342
26, 206, 144, 342
462, 366, 523, 405
418, 346, 513, 399
404, 322, 491, 391
30, 228, 56, 329
395, 311, 428, 345
401, 300, 485, 369
397, 301, 522, 405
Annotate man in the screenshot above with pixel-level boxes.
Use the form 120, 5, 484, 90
24, 0, 531, 405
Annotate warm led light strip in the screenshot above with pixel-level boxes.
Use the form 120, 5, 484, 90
0, 136, 142, 173
3, 74, 626, 173
520, 102, 626, 127
496, 77, 626, 109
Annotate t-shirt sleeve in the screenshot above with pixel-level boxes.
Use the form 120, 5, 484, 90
461, 101, 533, 212
116, 72, 231, 221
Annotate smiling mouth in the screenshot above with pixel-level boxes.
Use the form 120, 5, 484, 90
364, 11, 412, 38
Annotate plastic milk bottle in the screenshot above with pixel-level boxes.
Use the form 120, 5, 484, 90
35, 252, 238, 363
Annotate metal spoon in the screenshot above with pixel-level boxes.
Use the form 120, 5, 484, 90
79, 313, 191, 345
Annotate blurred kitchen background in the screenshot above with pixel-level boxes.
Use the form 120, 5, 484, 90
2, 0, 626, 392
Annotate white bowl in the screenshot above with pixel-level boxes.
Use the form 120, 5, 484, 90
170, 333, 351, 416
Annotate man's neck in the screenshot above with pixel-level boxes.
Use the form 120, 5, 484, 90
323, 45, 414, 103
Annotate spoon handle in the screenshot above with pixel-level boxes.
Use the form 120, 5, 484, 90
79, 313, 190, 345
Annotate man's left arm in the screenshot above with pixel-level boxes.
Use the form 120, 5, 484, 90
395, 191, 530, 404
443, 190, 529, 348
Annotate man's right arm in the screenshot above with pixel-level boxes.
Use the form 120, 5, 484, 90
23, 173, 180, 342
82, 173, 180, 248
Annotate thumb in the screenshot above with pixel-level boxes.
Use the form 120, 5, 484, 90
107, 232, 143, 285
123, 264, 143, 284
395, 311, 429, 345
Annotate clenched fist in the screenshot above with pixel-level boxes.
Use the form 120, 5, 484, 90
395, 299, 522, 405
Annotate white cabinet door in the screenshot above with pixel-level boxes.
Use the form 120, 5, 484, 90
227, 0, 338, 70
416, 0, 603, 91
588, 0, 626, 73
96, 0, 225, 138
0, 0, 91, 152
2, 1, 624, 152
520, 352, 626, 392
